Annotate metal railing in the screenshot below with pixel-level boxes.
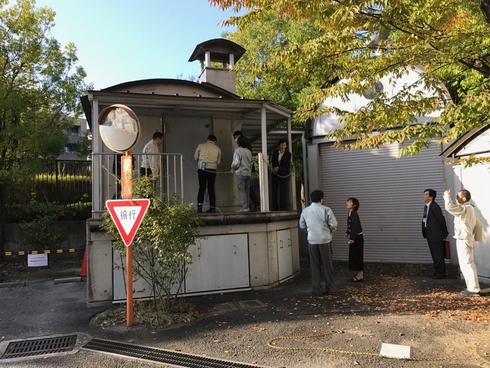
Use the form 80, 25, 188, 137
6, 160, 92, 206
91, 153, 184, 216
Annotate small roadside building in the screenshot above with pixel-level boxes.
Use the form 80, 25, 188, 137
82, 39, 301, 306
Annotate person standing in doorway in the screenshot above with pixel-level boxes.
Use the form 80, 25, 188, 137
443, 189, 481, 296
345, 197, 364, 282
140, 131, 163, 178
233, 130, 260, 211
422, 189, 449, 279
299, 190, 338, 296
271, 139, 291, 211
194, 135, 221, 213
231, 136, 253, 212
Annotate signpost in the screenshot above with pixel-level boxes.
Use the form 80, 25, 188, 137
106, 199, 150, 247
98, 104, 142, 326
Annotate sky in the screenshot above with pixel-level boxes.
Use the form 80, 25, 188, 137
33, 0, 242, 89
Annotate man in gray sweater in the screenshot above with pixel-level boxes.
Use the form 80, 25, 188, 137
299, 190, 338, 296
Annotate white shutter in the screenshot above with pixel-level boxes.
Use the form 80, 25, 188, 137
319, 141, 447, 263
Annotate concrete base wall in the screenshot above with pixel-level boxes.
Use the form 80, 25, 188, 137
5, 221, 86, 259
86, 214, 300, 307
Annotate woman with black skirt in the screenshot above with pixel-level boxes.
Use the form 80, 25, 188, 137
345, 197, 364, 281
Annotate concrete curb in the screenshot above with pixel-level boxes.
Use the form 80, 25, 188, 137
54, 277, 83, 284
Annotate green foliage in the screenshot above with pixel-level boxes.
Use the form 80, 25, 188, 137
211, 0, 490, 162
101, 176, 203, 323
0, 0, 88, 192
6, 201, 91, 222
5, 159, 91, 220
20, 206, 68, 251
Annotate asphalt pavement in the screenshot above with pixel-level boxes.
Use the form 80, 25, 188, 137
1, 259, 490, 368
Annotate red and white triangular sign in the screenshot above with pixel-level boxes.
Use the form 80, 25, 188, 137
106, 199, 150, 247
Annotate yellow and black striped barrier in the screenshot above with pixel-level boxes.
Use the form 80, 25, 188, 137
1, 248, 85, 257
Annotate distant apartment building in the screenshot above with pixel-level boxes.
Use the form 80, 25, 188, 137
58, 118, 90, 160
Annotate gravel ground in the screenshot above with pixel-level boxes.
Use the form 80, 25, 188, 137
2, 259, 490, 368
93, 261, 490, 368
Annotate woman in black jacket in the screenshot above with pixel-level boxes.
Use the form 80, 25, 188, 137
345, 197, 364, 282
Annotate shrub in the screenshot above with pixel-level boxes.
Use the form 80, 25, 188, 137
101, 176, 203, 324
20, 211, 68, 252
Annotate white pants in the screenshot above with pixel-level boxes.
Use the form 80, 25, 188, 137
456, 238, 480, 292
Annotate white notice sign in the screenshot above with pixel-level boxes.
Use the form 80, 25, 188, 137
28, 253, 48, 267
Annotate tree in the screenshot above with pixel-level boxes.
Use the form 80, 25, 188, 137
210, 0, 490, 163
222, 10, 326, 114
0, 0, 88, 253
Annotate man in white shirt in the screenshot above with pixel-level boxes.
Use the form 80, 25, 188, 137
140, 132, 163, 178
443, 189, 480, 296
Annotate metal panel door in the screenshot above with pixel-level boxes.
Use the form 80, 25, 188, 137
185, 234, 250, 293
319, 140, 447, 263
277, 229, 293, 281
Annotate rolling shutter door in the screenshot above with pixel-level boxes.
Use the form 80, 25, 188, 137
319, 141, 447, 263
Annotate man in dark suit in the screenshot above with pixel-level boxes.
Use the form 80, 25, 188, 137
422, 189, 449, 279
271, 139, 292, 211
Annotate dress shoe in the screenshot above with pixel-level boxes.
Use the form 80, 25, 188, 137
432, 274, 445, 279
428, 273, 436, 277
461, 290, 480, 296
206, 208, 215, 213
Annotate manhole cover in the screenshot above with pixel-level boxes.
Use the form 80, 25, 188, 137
1, 335, 77, 359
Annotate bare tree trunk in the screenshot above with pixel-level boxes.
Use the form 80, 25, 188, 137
480, 0, 490, 24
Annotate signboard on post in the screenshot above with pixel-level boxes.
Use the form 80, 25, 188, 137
99, 104, 142, 327
106, 199, 150, 247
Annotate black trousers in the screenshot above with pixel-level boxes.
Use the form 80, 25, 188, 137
349, 234, 364, 271
140, 168, 152, 177
427, 239, 446, 276
197, 169, 216, 209
271, 174, 287, 210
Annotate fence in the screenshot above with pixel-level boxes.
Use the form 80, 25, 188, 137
6, 160, 92, 207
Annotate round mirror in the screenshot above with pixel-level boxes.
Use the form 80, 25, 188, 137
98, 104, 140, 152
363, 81, 384, 100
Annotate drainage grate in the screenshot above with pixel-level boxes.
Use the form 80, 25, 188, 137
83, 338, 267, 368
1, 335, 77, 359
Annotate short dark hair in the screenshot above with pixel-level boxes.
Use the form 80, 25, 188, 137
278, 139, 287, 145
237, 136, 247, 148
207, 135, 217, 142
424, 189, 436, 200
459, 189, 471, 201
153, 131, 163, 140
310, 190, 324, 203
233, 130, 242, 138
347, 197, 360, 210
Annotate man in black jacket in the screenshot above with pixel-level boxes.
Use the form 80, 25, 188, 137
422, 189, 449, 279
271, 139, 292, 211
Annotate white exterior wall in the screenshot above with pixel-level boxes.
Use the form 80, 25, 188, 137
446, 162, 490, 283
